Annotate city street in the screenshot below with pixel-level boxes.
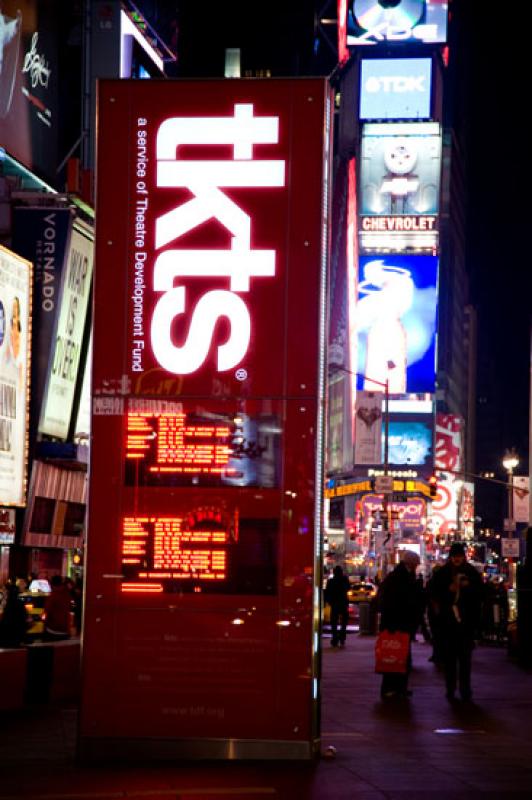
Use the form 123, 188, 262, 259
2, 634, 532, 799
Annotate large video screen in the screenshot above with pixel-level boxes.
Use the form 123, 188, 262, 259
359, 122, 441, 250
356, 254, 438, 394
386, 416, 433, 468
125, 406, 282, 489
347, 0, 448, 47
360, 58, 432, 120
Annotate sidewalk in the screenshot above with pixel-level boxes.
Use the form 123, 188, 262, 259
1, 634, 532, 799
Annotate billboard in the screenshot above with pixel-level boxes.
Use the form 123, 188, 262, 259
354, 390, 382, 465
356, 254, 438, 394
359, 122, 441, 251
11, 206, 73, 432
360, 58, 432, 121
386, 415, 433, 469
0, 0, 64, 184
0, 245, 31, 506
80, 78, 331, 759
39, 220, 93, 440
347, 0, 448, 47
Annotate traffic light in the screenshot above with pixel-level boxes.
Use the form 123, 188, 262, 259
428, 475, 438, 499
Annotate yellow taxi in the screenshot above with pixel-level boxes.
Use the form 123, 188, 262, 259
18, 592, 47, 638
347, 580, 377, 604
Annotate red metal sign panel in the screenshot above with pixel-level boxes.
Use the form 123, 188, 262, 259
80, 78, 331, 759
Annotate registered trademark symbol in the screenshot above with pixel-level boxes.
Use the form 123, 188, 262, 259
235, 368, 248, 381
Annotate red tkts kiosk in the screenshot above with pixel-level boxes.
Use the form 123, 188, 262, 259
79, 78, 332, 760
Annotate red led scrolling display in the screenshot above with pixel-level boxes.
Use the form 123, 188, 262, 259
121, 510, 233, 593
126, 412, 236, 477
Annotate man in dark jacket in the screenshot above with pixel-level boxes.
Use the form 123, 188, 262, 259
429, 542, 483, 701
377, 550, 420, 698
324, 565, 350, 647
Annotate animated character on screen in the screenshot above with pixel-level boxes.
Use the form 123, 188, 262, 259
379, 137, 420, 214
0, 5, 22, 118
356, 260, 411, 393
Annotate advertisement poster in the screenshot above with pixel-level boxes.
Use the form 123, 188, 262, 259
39, 221, 93, 440
513, 476, 530, 525
435, 413, 463, 473
346, 0, 448, 47
0, 245, 31, 506
354, 390, 382, 464
356, 254, 438, 394
360, 58, 432, 121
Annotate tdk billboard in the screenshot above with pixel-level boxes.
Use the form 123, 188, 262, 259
360, 58, 432, 120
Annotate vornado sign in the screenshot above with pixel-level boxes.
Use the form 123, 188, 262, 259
360, 58, 432, 120
132, 104, 286, 377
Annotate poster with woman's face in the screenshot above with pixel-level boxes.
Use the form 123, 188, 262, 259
0, 245, 31, 506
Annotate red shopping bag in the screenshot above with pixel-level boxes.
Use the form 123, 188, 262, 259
375, 630, 410, 673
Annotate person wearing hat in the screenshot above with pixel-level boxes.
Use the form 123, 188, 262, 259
429, 542, 484, 701
377, 549, 421, 699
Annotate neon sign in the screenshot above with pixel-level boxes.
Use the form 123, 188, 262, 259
150, 104, 286, 375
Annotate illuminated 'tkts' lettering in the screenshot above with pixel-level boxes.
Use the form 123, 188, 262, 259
151, 104, 286, 374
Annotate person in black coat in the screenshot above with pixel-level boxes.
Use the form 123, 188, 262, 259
377, 550, 420, 698
324, 565, 350, 647
429, 542, 484, 701
0, 583, 28, 648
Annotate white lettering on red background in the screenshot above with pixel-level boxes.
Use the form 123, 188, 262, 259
151, 103, 286, 375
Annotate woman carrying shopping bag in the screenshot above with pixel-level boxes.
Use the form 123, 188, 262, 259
376, 550, 420, 699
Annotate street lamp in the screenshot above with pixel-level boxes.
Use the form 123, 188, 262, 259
502, 448, 519, 589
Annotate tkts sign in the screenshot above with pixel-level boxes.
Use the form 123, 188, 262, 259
136, 105, 285, 377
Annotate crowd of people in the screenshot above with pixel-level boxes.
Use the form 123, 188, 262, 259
0, 573, 83, 648
324, 543, 510, 703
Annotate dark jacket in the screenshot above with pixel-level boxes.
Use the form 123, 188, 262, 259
324, 573, 349, 611
0, 589, 28, 648
377, 562, 419, 635
429, 560, 483, 637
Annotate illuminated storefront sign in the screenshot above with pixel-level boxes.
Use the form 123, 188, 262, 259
359, 122, 441, 251
356, 254, 438, 394
81, 78, 331, 757
0, 245, 31, 507
347, 0, 448, 47
360, 58, 432, 120
39, 221, 93, 439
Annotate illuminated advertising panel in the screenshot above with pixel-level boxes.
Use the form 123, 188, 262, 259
356, 254, 438, 394
0, 0, 62, 184
39, 221, 93, 440
347, 0, 448, 47
11, 207, 73, 433
81, 79, 331, 759
360, 122, 441, 251
360, 58, 432, 120
386, 415, 433, 468
0, 246, 31, 507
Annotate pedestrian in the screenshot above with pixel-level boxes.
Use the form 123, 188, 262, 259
0, 582, 28, 647
43, 576, 71, 641
376, 550, 420, 699
324, 565, 350, 647
429, 542, 483, 701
